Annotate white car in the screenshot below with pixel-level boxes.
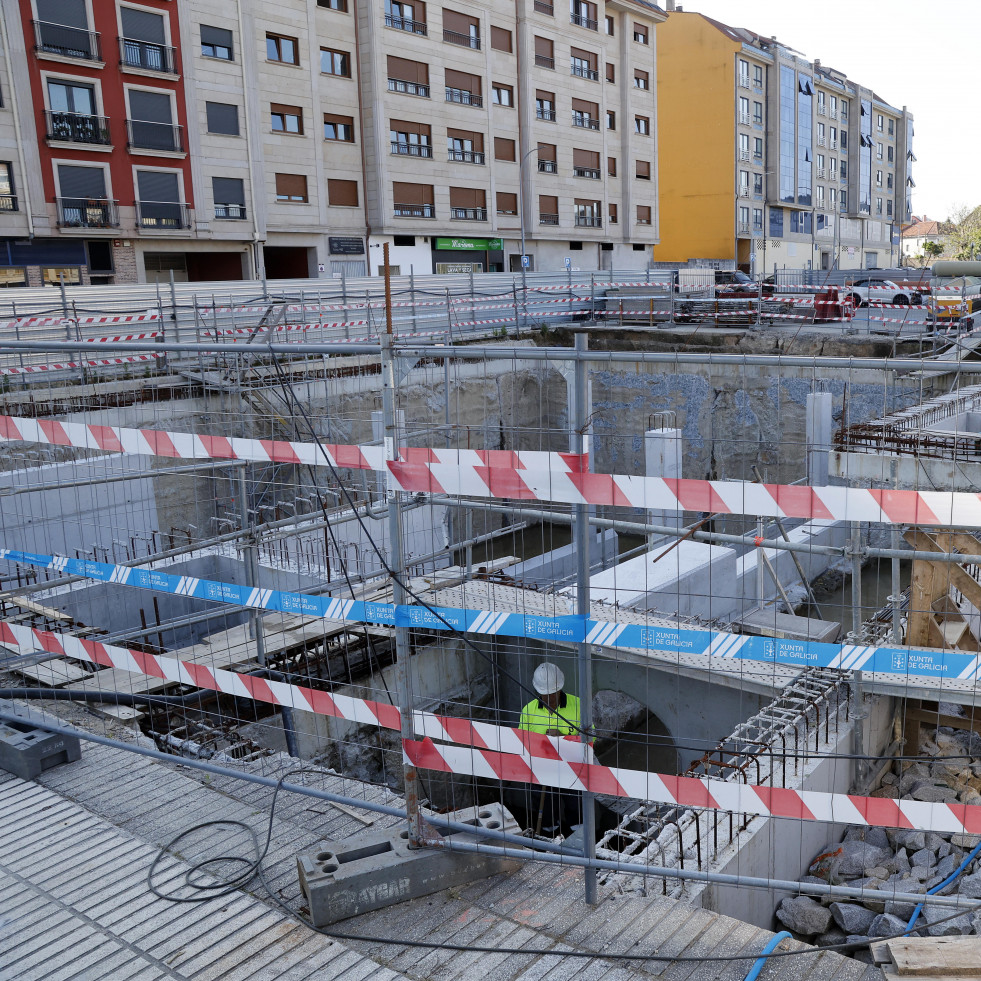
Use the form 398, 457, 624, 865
846, 278, 923, 307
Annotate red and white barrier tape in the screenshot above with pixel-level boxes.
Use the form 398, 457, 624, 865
0, 354, 162, 377
1, 314, 159, 331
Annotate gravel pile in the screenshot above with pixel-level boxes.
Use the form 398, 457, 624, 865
775, 721, 981, 956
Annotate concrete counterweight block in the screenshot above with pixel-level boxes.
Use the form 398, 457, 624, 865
297, 803, 521, 925
0, 721, 81, 780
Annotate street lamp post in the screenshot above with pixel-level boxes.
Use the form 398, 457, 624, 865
517, 144, 541, 330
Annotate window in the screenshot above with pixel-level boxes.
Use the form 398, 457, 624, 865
573, 147, 600, 178
0, 162, 15, 211
769, 208, 783, 236
876, 113, 883, 132
829, 187, 836, 207
875, 169, 882, 187
840, 160, 847, 179
753, 101, 763, 124
491, 26, 512, 51
570, 0, 598, 30
634, 115, 649, 135
753, 64, 763, 87
634, 69, 649, 90
386, 0, 427, 34
753, 172, 763, 195
449, 186, 486, 220
446, 70, 483, 106
839, 129, 847, 149
271, 103, 303, 134
447, 128, 483, 163
633, 23, 648, 43
496, 191, 517, 215
876, 142, 883, 160
840, 189, 847, 211
753, 207, 763, 230
491, 83, 513, 106
606, 63, 614, 83
539, 194, 559, 224
321, 48, 350, 76
201, 25, 233, 60
607, 156, 616, 177
34, 0, 96, 61
738, 58, 750, 85
206, 102, 239, 136
266, 33, 298, 65
390, 120, 431, 156
875, 197, 882, 215
46, 80, 109, 145
887, 146, 894, 163
56, 165, 112, 227
443, 9, 480, 48
608, 202, 617, 224
136, 170, 185, 228
636, 160, 650, 180
494, 137, 515, 161
817, 91, 825, 113
275, 173, 308, 202
636, 205, 651, 225
324, 113, 355, 141
739, 169, 749, 191
887, 200, 893, 217
537, 142, 557, 172
830, 95, 837, 116
575, 199, 600, 226
606, 110, 615, 130
328, 179, 359, 206
738, 205, 749, 230
318, 0, 348, 9
887, 173, 893, 190
127, 89, 180, 152
393, 181, 435, 217
570, 48, 597, 80
536, 90, 555, 120
534, 36, 554, 69
789, 210, 811, 234
888, 118, 894, 137
817, 122, 825, 146
840, 99, 848, 119
816, 185, 824, 204
120, 7, 173, 73
605, 15, 614, 34
388, 56, 429, 97
738, 133, 749, 159
213, 177, 246, 219
816, 153, 825, 173
572, 98, 598, 128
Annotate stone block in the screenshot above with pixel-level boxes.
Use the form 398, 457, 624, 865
775, 896, 832, 936
0, 721, 81, 780
297, 803, 521, 926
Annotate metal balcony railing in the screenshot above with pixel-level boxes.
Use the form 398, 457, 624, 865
385, 14, 427, 34
739, 112, 751, 125
450, 207, 487, 220
57, 197, 119, 228
119, 37, 177, 73
391, 141, 433, 157
817, 105, 827, 116
572, 113, 599, 129
33, 20, 101, 61
45, 110, 111, 146
539, 213, 559, 225
575, 214, 601, 227
737, 221, 751, 234
388, 77, 430, 97
570, 13, 597, 29
0, 195, 18, 212
214, 203, 247, 220
637, 216, 651, 225
738, 148, 750, 160
573, 166, 600, 179
537, 159, 557, 173
535, 54, 554, 69
738, 74, 750, 88
394, 202, 435, 217
443, 28, 480, 49
534, 0, 554, 13
127, 119, 184, 152
570, 63, 598, 80
445, 87, 482, 107
137, 200, 191, 229
448, 149, 485, 164
536, 107, 556, 121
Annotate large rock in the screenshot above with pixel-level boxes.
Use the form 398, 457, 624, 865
922, 904, 973, 936
893, 848, 911, 875
844, 826, 890, 850
835, 840, 893, 877
957, 871, 981, 898
912, 784, 960, 804
869, 913, 908, 938
813, 928, 847, 948
830, 902, 877, 935
911, 848, 936, 869
775, 896, 833, 936
895, 830, 926, 852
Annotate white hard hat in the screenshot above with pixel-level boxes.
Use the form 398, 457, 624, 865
533, 662, 564, 695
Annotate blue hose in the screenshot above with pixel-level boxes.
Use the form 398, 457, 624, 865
743, 930, 792, 981
905, 839, 981, 935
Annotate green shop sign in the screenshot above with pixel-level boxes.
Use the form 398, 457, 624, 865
435, 238, 503, 251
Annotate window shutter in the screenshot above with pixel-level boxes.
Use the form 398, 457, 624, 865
534, 36, 552, 57
201, 25, 233, 48
129, 90, 172, 123
496, 192, 517, 213
393, 182, 433, 205
328, 180, 359, 206
212, 177, 245, 206
37, 0, 86, 28
137, 170, 180, 202
494, 137, 515, 161
275, 173, 308, 197
206, 102, 239, 135
121, 7, 166, 43
537, 143, 556, 161
387, 56, 427, 83
491, 27, 511, 52
539, 195, 558, 211
57, 165, 106, 199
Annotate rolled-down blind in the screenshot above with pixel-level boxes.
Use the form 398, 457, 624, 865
206, 102, 239, 134
129, 90, 172, 123
37, 0, 86, 28
121, 7, 166, 42
537, 142, 556, 161
572, 98, 597, 115
496, 192, 517, 213
444, 69, 479, 93
536, 89, 554, 102
636, 160, 650, 178
201, 25, 233, 49
390, 119, 430, 136
212, 177, 245, 205
573, 148, 599, 168
328, 179, 359, 206
494, 137, 515, 160
449, 186, 484, 208
275, 173, 307, 197
539, 195, 558, 211
57, 165, 106, 199
447, 128, 481, 147
443, 9, 477, 33
534, 36, 552, 57
393, 182, 433, 205
137, 170, 180, 202
387, 56, 427, 83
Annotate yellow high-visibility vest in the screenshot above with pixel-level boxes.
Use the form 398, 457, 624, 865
519, 693, 581, 735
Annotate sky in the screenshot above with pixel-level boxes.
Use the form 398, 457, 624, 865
681, 0, 977, 222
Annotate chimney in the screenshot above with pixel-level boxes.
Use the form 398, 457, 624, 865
814, 58, 821, 69
665, 0, 675, 9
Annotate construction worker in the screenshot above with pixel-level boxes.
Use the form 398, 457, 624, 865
519, 662, 582, 836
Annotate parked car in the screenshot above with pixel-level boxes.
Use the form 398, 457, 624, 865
846, 278, 923, 306
714, 270, 775, 298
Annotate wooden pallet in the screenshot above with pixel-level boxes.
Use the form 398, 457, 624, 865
872, 937, 981, 979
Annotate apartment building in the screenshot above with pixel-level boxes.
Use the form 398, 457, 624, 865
655, 9, 914, 273
0, 0, 665, 285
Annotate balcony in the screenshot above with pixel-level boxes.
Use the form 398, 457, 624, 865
575, 214, 601, 227
572, 113, 599, 130
829, 140, 838, 149
385, 14, 427, 34
637, 216, 651, 225
570, 13, 597, 29
119, 37, 177, 74
451, 207, 487, 220
816, 169, 826, 179
57, 197, 119, 228
535, 54, 554, 69
443, 28, 480, 49
570, 63, 598, 81
830, 109, 838, 119
448, 149, 485, 164
127, 119, 184, 152
738, 74, 750, 88
45, 110, 111, 146
573, 166, 600, 179
534, 0, 554, 12
388, 77, 430, 98
33, 20, 101, 62
737, 221, 751, 234
445, 87, 482, 107
137, 200, 191, 230
537, 159, 557, 173
738, 148, 750, 160
391, 141, 433, 157
214, 203, 247, 220
394, 202, 435, 217
539, 213, 559, 225
536, 108, 556, 121
817, 137, 826, 147
738, 186, 750, 197
738, 112, 750, 126
817, 105, 826, 116
0, 195, 18, 212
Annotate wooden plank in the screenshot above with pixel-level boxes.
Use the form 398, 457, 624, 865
873, 937, 981, 978
12, 659, 93, 687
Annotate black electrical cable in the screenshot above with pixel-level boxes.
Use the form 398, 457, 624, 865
147, 767, 981, 963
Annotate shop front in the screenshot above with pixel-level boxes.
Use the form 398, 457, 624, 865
432, 237, 504, 273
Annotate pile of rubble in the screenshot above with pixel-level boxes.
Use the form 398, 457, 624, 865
775, 721, 981, 955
